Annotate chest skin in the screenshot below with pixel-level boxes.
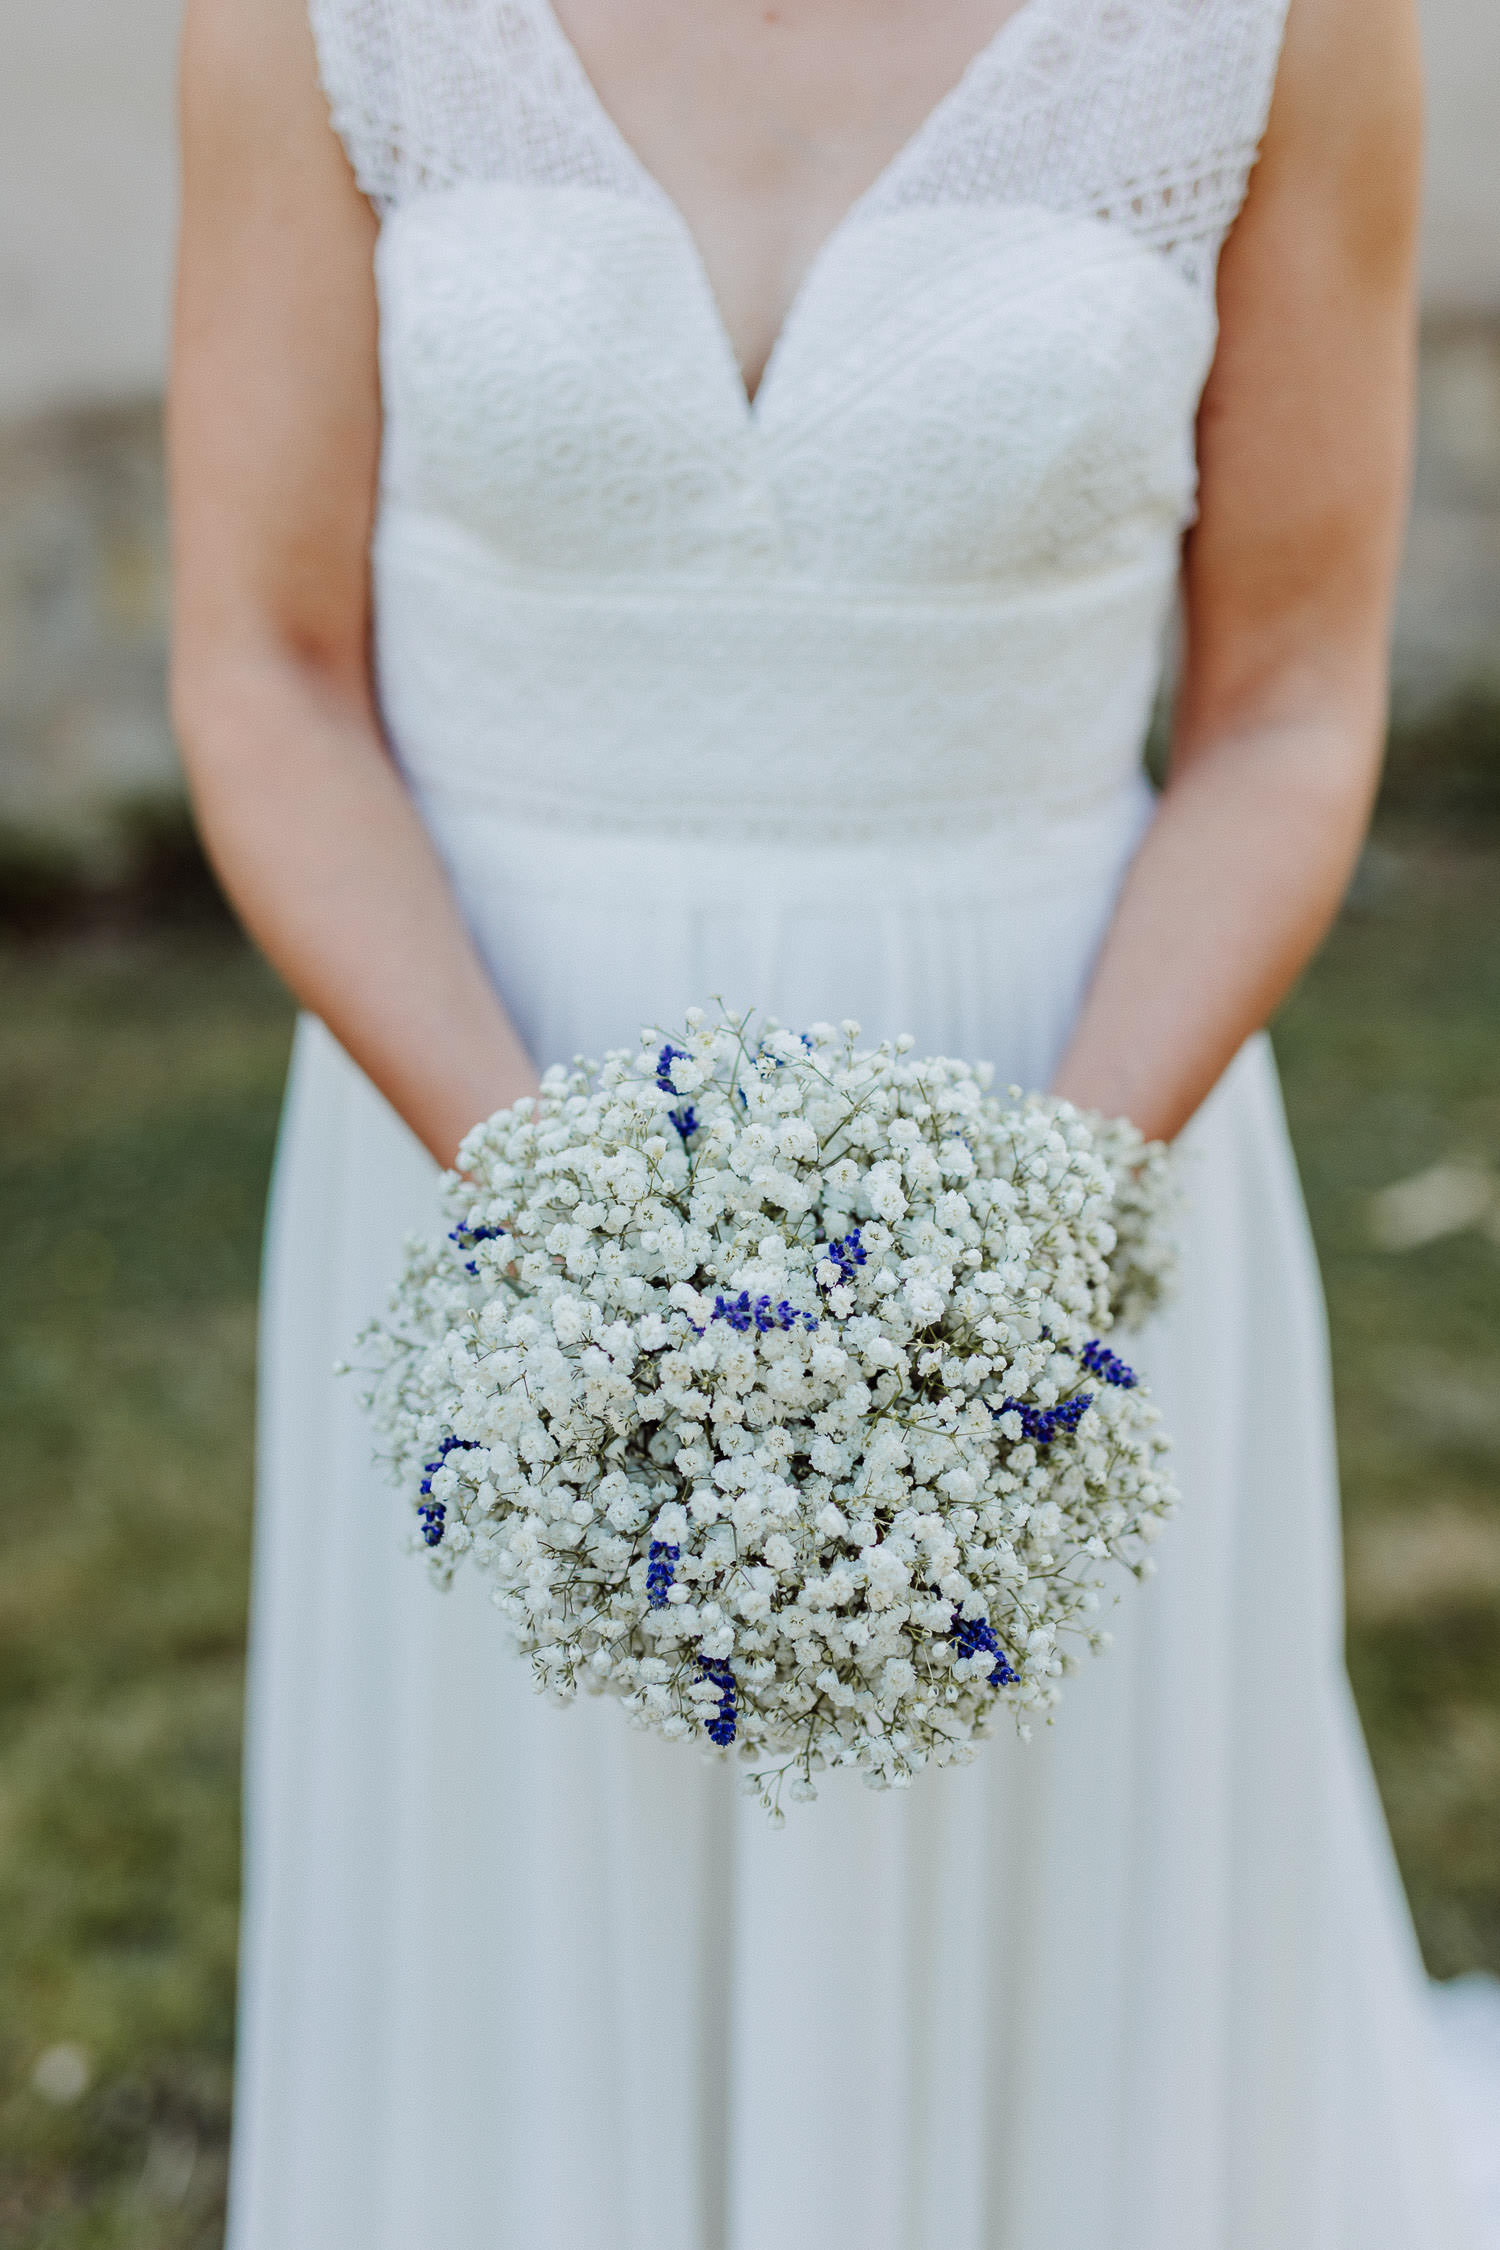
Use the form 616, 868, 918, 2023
546, 0, 1033, 400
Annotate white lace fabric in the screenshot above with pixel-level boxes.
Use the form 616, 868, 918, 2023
306, 0, 1290, 840
311, 0, 1287, 291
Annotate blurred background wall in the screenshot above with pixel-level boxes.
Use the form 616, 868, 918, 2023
1405, 0, 1500, 707
0, 0, 181, 420
0, 0, 183, 852
0, 0, 1498, 853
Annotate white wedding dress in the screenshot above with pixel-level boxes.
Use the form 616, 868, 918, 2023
225, 2, 1484, 2244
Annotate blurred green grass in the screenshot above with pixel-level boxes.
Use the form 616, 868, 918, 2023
0, 939, 290, 2246
0, 822, 1498, 2243
1275, 824, 1500, 1980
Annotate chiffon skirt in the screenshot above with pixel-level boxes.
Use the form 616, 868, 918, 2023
226, 791, 1476, 2249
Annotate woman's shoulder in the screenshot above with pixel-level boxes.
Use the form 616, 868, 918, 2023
1249, 0, 1422, 222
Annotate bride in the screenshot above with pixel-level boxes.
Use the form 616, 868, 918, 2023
169, 0, 1477, 2242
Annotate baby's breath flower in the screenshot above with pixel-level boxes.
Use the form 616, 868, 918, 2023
358, 1008, 1178, 1815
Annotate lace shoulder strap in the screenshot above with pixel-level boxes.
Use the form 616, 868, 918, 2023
307, 0, 647, 211
306, 0, 398, 208
865, 0, 1293, 291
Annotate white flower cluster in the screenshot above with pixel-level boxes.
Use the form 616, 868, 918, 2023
1090, 1119, 1178, 1334
362, 1010, 1178, 1817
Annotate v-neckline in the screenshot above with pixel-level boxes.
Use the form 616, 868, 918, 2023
531, 0, 1052, 416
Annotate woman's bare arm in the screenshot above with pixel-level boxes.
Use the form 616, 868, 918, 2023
1050, 0, 1422, 1140
170, 0, 537, 1168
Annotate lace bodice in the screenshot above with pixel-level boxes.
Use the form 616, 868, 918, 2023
307, 0, 1291, 840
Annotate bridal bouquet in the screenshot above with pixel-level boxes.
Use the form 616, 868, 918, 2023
360, 1009, 1178, 1815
